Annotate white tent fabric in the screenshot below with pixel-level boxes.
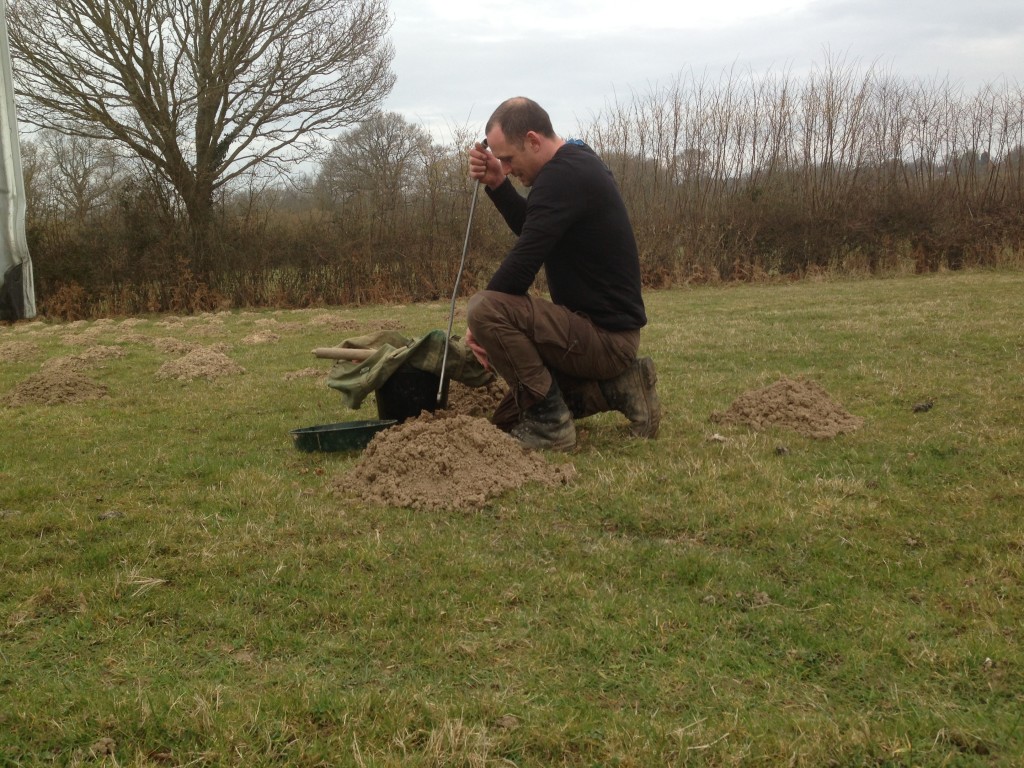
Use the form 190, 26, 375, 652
0, 0, 35, 321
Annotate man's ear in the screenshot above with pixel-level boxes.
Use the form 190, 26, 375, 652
525, 131, 542, 151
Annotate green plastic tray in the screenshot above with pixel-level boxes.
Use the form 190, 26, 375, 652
289, 419, 396, 452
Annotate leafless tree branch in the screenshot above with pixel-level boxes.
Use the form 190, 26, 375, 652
9, 0, 395, 251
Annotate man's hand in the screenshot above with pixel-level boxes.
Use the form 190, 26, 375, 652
469, 141, 505, 190
464, 327, 490, 371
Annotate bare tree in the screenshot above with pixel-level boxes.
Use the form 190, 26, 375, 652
17, 137, 50, 224
42, 132, 124, 222
316, 111, 432, 235
9, 0, 395, 267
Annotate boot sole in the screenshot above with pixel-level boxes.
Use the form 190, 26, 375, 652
512, 428, 577, 452
511, 420, 577, 452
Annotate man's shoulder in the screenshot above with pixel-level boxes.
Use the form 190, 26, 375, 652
557, 139, 597, 161
543, 141, 607, 180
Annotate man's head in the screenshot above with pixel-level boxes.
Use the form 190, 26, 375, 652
485, 97, 563, 187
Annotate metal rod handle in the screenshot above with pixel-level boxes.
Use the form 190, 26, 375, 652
438, 140, 488, 406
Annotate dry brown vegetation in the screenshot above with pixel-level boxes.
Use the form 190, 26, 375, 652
22, 59, 1024, 319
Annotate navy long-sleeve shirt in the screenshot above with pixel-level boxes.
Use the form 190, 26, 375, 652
485, 141, 647, 332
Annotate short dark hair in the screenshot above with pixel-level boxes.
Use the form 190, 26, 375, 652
485, 97, 555, 145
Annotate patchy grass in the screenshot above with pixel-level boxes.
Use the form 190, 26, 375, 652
1, 271, 1022, 766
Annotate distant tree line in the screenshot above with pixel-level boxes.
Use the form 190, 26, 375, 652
587, 58, 1024, 281
18, 59, 1024, 319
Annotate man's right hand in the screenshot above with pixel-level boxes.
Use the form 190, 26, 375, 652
469, 141, 505, 190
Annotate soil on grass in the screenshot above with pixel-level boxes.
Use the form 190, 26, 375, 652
41, 346, 125, 373
152, 337, 200, 355
0, 340, 41, 362
711, 376, 864, 439
60, 329, 104, 346
309, 314, 359, 332
283, 367, 324, 381
339, 411, 575, 511
4, 369, 108, 406
155, 347, 245, 381
242, 330, 280, 345
445, 379, 508, 418
3, 344, 127, 405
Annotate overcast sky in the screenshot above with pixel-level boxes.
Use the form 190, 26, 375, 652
381, 0, 1024, 142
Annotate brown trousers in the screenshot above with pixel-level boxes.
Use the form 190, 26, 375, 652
466, 290, 639, 429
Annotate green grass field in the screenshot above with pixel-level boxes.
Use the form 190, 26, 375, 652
1, 271, 1022, 766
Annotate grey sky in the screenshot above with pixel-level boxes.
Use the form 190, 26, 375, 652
381, 0, 1024, 141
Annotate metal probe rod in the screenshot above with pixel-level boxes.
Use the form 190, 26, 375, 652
437, 139, 486, 405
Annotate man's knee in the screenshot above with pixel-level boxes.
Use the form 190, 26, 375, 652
466, 291, 493, 331
467, 290, 521, 335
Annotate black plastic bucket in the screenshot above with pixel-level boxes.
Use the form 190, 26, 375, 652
376, 366, 449, 422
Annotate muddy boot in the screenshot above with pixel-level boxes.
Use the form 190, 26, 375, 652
599, 357, 662, 438
511, 380, 576, 451
560, 377, 608, 421
490, 387, 521, 433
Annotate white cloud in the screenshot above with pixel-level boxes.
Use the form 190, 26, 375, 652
382, 0, 1024, 142
410, 0, 817, 33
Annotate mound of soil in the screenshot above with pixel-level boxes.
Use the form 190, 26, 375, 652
339, 412, 576, 511
40, 356, 90, 374
241, 330, 280, 345
152, 337, 199, 355
0, 341, 40, 362
5, 369, 108, 406
155, 347, 245, 381
39, 346, 126, 375
444, 379, 507, 418
114, 331, 151, 345
60, 328, 103, 346
711, 376, 863, 439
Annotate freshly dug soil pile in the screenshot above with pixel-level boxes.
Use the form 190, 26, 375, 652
241, 330, 280, 345
309, 314, 359, 331
339, 412, 576, 511
60, 328, 103, 346
152, 338, 230, 356
40, 356, 91, 374
152, 337, 199, 355
5, 369, 108, 406
76, 345, 125, 363
711, 376, 864, 439
444, 379, 508, 418
40, 346, 126, 374
114, 331, 151, 345
0, 341, 40, 362
155, 347, 245, 381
